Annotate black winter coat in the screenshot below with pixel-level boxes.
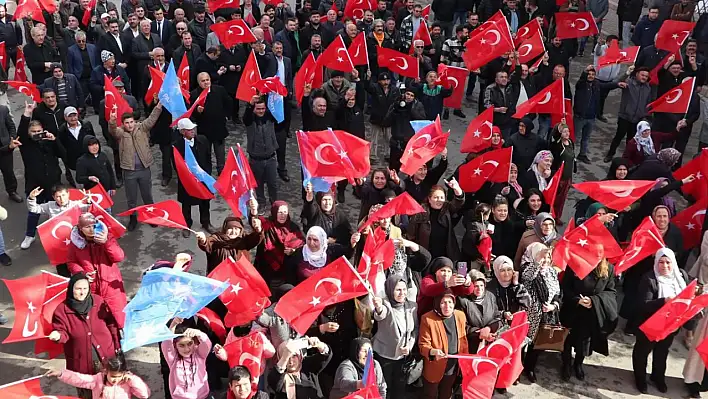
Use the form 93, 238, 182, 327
75, 135, 117, 190
216, 45, 248, 94
302, 93, 336, 131
32, 103, 66, 135
18, 115, 66, 194
302, 199, 353, 245
363, 80, 399, 127
173, 134, 212, 205
24, 41, 61, 83
189, 84, 233, 142
57, 121, 96, 169
386, 100, 426, 144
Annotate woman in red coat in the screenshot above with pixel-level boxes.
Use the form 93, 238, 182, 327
417, 257, 473, 317
49, 273, 122, 399
68, 213, 127, 327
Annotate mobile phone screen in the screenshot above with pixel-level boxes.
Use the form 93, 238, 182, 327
457, 262, 467, 276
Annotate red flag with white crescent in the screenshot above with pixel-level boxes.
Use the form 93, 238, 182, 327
377, 46, 419, 79
647, 76, 695, 114
316, 35, 355, 73
552, 214, 623, 278
13, 0, 45, 23
236, 51, 262, 102
458, 147, 513, 192
436, 63, 468, 109
223, 330, 272, 378
14, 47, 28, 82
674, 149, 708, 200
462, 11, 514, 72
68, 182, 114, 209
178, 54, 191, 100
513, 78, 564, 118
36, 205, 82, 265
104, 75, 134, 127
343, 0, 376, 20
614, 216, 666, 275
655, 20, 695, 53
460, 107, 494, 153
210, 19, 258, 48
516, 29, 545, 65
348, 31, 369, 66
297, 129, 371, 183
409, 19, 432, 54
672, 197, 708, 250
543, 162, 564, 217
458, 355, 500, 399
117, 199, 189, 229
89, 200, 126, 238
400, 117, 449, 175
477, 321, 529, 388
555, 12, 599, 39
5, 80, 41, 102
145, 65, 165, 105
514, 18, 542, 46
294, 52, 324, 106
640, 279, 708, 341
573, 179, 658, 211
358, 192, 425, 232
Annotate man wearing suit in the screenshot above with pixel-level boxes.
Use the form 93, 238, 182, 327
131, 19, 162, 106
151, 8, 174, 61
143, 48, 174, 186
189, 72, 232, 175
98, 19, 130, 68
271, 40, 293, 182
502, 0, 528, 35
67, 31, 99, 110
217, 43, 247, 123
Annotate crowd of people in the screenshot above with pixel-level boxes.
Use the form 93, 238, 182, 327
0, 0, 706, 398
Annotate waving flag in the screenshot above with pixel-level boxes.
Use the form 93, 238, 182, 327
170, 87, 209, 127
409, 20, 432, 54
544, 162, 564, 217
672, 197, 708, 250
462, 11, 514, 72
178, 54, 191, 99
317, 35, 355, 73
647, 76, 695, 114
597, 41, 640, 68
295, 53, 323, 106
615, 216, 666, 274
348, 32, 369, 66
513, 78, 565, 118
14, 47, 28, 82
436, 64, 468, 109
158, 61, 188, 120
458, 147, 513, 192
236, 51, 262, 102
0, 42, 6, 70
298, 129, 371, 183
207, 255, 271, 327
68, 183, 113, 209
145, 65, 166, 105
38, 0, 58, 13
173, 146, 215, 200
458, 355, 500, 399
343, 0, 375, 19
341, 385, 381, 399
515, 18, 542, 46
223, 330, 273, 378
5, 81, 41, 102
358, 227, 395, 294
555, 12, 599, 39
210, 19, 257, 48
550, 98, 575, 140
36, 205, 82, 265
268, 92, 285, 123
214, 146, 257, 217
89, 201, 126, 238
573, 179, 656, 211
82, 0, 97, 26
254, 77, 288, 96
656, 20, 695, 53
477, 320, 529, 388
0, 376, 80, 398
184, 137, 217, 193
122, 300, 180, 352
461, 107, 494, 153
358, 192, 425, 232
34, 271, 69, 358
196, 307, 227, 343
674, 149, 708, 200
362, 349, 376, 386
400, 116, 449, 175
640, 279, 708, 341
13, 0, 45, 23
104, 75, 133, 127
118, 199, 189, 229
377, 46, 419, 79
516, 29, 546, 64
410, 119, 434, 132
552, 214, 623, 278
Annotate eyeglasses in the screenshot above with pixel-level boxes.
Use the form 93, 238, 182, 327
76, 39, 86, 43
415, 46, 423, 48
176, 27, 186, 31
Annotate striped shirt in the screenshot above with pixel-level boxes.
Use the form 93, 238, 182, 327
440, 38, 465, 68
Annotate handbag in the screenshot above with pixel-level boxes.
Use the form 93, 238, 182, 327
533, 323, 569, 352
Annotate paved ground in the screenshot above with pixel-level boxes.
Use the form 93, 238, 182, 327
0, 2, 705, 399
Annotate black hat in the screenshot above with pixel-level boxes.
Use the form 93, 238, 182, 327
378, 72, 391, 80
331, 70, 344, 78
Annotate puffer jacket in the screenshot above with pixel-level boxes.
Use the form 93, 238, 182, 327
75, 135, 116, 190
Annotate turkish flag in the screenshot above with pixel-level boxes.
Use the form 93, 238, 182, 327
274, 256, 370, 335
223, 330, 271, 378
104, 76, 133, 127
573, 179, 656, 211
0, 376, 80, 398
358, 228, 395, 293
297, 129, 371, 183
550, 98, 575, 141
236, 50, 262, 102
436, 64, 468, 109
674, 149, 708, 200
672, 197, 707, 250
552, 214, 623, 278
34, 271, 69, 358
210, 19, 257, 48
178, 54, 192, 100
614, 216, 666, 275
5, 81, 41, 102
207, 255, 272, 327
214, 146, 257, 218
421, 4, 430, 20
348, 32, 369, 66
555, 12, 599, 39
516, 29, 545, 64
409, 20, 432, 54
650, 53, 674, 86
196, 307, 227, 344
358, 192, 425, 232
460, 107, 494, 153
2, 273, 63, 343
68, 182, 114, 209
514, 18, 542, 46
253, 77, 288, 96
0, 42, 6, 70
117, 199, 189, 229
295, 53, 324, 106
13, 0, 45, 23
640, 279, 708, 341
377, 46, 419, 79
36, 205, 81, 265
477, 321, 529, 388
544, 162, 564, 217
648, 76, 696, 114
341, 385, 381, 399
698, 334, 708, 369
598, 41, 640, 68
513, 78, 565, 118
400, 117, 449, 175
145, 65, 165, 105
344, 0, 376, 20
207, 0, 236, 13
89, 201, 126, 238
38, 0, 58, 13
317, 35, 355, 73
173, 146, 215, 200
458, 355, 500, 399
462, 11, 514, 72
170, 87, 210, 127
458, 147, 513, 192
656, 20, 695, 53
14, 47, 28, 82
82, 0, 97, 26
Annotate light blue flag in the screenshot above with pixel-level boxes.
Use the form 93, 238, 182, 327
184, 138, 216, 193
158, 61, 187, 120
121, 301, 180, 352
268, 93, 285, 123
301, 161, 333, 193
410, 120, 435, 133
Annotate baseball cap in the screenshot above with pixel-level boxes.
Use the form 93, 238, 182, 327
177, 118, 197, 130
64, 106, 78, 116
101, 13, 110, 19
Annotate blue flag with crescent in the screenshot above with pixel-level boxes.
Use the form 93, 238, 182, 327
121, 301, 179, 352
184, 138, 216, 193
267, 93, 285, 123
158, 61, 187, 120
410, 120, 435, 133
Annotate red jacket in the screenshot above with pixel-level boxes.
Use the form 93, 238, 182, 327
417, 275, 474, 317
67, 231, 127, 327
52, 295, 121, 374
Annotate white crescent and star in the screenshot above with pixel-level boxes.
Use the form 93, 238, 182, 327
665, 89, 683, 104
392, 57, 409, 70
517, 26, 529, 38
239, 352, 262, 367
481, 29, 501, 45
692, 209, 706, 220
231, 24, 245, 36
448, 76, 459, 89
518, 43, 533, 57
22, 301, 38, 337
314, 143, 337, 165
537, 91, 552, 105
619, 246, 642, 267
51, 221, 73, 244
484, 338, 513, 359
314, 277, 343, 294
472, 358, 499, 375
574, 18, 590, 31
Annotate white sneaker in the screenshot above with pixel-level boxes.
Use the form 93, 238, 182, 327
20, 236, 35, 249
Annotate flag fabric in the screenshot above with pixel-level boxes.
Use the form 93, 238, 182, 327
207, 255, 272, 327
36, 205, 82, 265
462, 11, 514, 72
358, 192, 425, 232
458, 355, 501, 399
82, 0, 97, 26
68, 182, 114, 209
552, 214, 623, 278
348, 32, 369, 66
14, 47, 28, 82
362, 349, 376, 386
555, 12, 599, 39
674, 149, 708, 200
274, 256, 369, 335
0, 42, 6, 70
647, 76, 695, 114
317, 35, 355, 73
357, 228, 395, 294
410, 120, 435, 132
514, 18, 542, 46
550, 98, 575, 141
158, 61, 188, 120
544, 162, 564, 217
13, 0, 45, 23
436, 63, 469, 109
177, 54, 192, 99
343, 0, 376, 19
145, 65, 165, 105
89, 201, 126, 238
170, 87, 209, 127
196, 307, 227, 343
104, 75, 134, 127
640, 279, 708, 341
458, 147, 513, 192
477, 321, 529, 388
210, 19, 257, 48
614, 216, 666, 274
655, 20, 695, 53
650, 53, 674, 86
597, 40, 640, 68
268, 92, 285, 124
460, 107, 494, 153
513, 78, 564, 118
341, 385, 381, 399
399, 117, 449, 175
297, 129, 371, 183
516, 29, 545, 64
183, 137, 217, 194
254, 77, 289, 96
698, 333, 708, 369
38, 0, 58, 13
236, 51, 262, 102
214, 146, 257, 217
672, 197, 707, 250
34, 271, 69, 358
121, 300, 180, 352
409, 20, 432, 53
173, 146, 216, 200
421, 4, 430, 20
0, 376, 80, 398
4, 81, 41, 102
377, 46, 419, 79
117, 199, 189, 229
301, 160, 336, 193
573, 179, 656, 211
223, 330, 271, 378
294, 52, 323, 106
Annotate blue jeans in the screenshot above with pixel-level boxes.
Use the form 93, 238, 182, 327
0, 223, 6, 255
537, 115, 552, 141
453, 11, 467, 27
574, 116, 596, 156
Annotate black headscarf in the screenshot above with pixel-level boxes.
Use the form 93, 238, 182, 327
349, 337, 371, 377
605, 157, 630, 180
425, 256, 454, 279
66, 273, 93, 316
433, 290, 456, 319
384, 274, 406, 309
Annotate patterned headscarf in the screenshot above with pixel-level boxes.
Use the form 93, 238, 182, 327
657, 148, 681, 167
530, 150, 553, 191
634, 121, 655, 155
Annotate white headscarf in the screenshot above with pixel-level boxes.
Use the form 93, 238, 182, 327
492, 256, 514, 288
302, 226, 329, 268
653, 247, 686, 299
634, 121, 655, 155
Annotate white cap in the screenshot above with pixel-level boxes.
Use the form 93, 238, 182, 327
177, 118, 197, 130
64, 106, 78, 116
101, 13, 110, 19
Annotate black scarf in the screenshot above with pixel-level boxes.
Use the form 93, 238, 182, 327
349, 337, 371, 379
66, 273, 94, 316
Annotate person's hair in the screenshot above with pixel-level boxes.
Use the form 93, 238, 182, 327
121, 112, 135, 122
474, 203, 491, 221
42, 88, 56, 97
595, 258, 609, 279
428, 184, 446, 197
648, 4, 660, 11
310, 10, 320, 16
273, 40, 283, 47
127, 12, 137, 19
105, 356, 127, 373
28, 120, 43, 130
286, 17, 298, 24
107, 18, 119, 26
216, 16, 226, 23
606, 34, 619, 42
51, 184, 70, 195
467, 12, 478, 18
311, 33, 321, 40
413, 4, 422, 9
181, 31, 191, 38
635, 66, 650, 73
206, 46, 219, 54
455, 25, 465, 34
30, 26, 43, 36
264, 4, 275, 12
381, 188, 396, 199
492, 195, 508, 209
370, 168, 387, 180
75, 31, 87, 41
228, 366, 252, 384
253, 96, 266, 106
687, 38, 698, 45
431, 22, 441, 29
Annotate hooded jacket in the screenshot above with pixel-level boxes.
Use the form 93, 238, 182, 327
75, 135, 116, 190
505, 117, 545, 172
57, 120, 96, 169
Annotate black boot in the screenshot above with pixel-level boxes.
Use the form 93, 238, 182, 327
561, 351, 572, 381
650, 374, 668, 393
573, 356, 585, 381
127, 214, 138, 231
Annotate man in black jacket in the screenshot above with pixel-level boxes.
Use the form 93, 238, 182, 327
217, 43, 247, 123
41, 64, 85, 111
24, 26, 61, 84
189, 4, 211, 51
386, 86, 426, 171
244, 95, 279, 207
302, 86, 336, 131
0, 5, 23, 66
0, 104, 21, 203
190, 72, 233, 175
272, 41, 293, 182
173, 31, 202, 91
131, 19, 162, 106
57, 106, 97, 188
483, 70, 518, 139
364, 72, 398, 162
195, 46, 226, 84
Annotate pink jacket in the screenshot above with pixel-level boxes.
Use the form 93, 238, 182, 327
58, 369, 150, 399
161, 330, 212, 399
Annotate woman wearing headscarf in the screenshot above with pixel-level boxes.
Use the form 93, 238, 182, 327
489, 163, 524, 206
560, 259, 618, 382
514, 212, 558, 270
520, 150, 554, 192
329, 338, 387, 399
371, 275, 418, 399
418, 291, 469, 399
289, 226, 359, 281
303, 184, 354, 246
549, 123, 575, 225
578, 203, 620, 240
623, 120, 656, 167
519, 242, 562, 383
460, 203, 493, 272
684, 231, 708, 398
418, 257, 473, 317
49, 273, 122, 399
632, 248, 691, 394
458, 270, 502, 350
255, 201, 305, 289
486, 256, 531, 325
514, 188, 551, 230
196, 216, 264, 274
269, 337, 333, 399
628, 147, 683, 181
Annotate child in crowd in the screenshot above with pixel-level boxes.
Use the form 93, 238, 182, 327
226, 366, 270, 399
45, 356, 150, 399
75, 135, 117, 196
162, 319, 213, 399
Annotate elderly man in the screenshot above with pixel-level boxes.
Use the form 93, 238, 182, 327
57, 106, 97, 187
41, 64, 84, 113
189, 72, 232, 174
24, 26, 61, 83
131, 19, 162, 105
67, 32, 98, 108
90, 50, 131, 112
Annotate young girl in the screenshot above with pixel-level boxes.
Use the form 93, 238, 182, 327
162, 319, 213, 399
46, 357, 150, 399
